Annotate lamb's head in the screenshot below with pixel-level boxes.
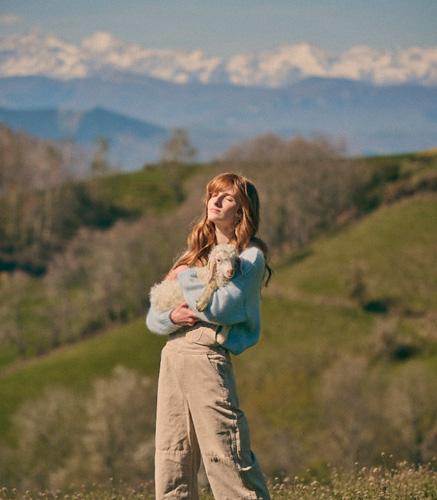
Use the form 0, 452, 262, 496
207, 243, 240, 285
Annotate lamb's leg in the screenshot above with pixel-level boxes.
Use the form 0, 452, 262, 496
216, 325, 231, 344
196, 283, 217, 311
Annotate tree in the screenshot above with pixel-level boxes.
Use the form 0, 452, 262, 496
220, 132, 348, 163
160, 128, 197, 164
90, 136, 111, 176
4, 366, 156, 492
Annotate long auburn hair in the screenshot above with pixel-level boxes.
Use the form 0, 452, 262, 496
172, 172, 272, 287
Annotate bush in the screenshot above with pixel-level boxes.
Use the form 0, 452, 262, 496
0, 366, 156, 494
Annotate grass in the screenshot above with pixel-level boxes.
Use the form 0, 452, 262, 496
235, 296, 375, 431
274, 193, 437, 312
266, 461, 437, 499
0, 461, 435, 499
83, 163, 203, 215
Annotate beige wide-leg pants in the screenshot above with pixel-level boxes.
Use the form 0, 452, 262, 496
154, 322, 271, 500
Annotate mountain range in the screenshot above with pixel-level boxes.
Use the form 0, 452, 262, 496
1, 71, 436, 167
1, 30, 437, 167
2, 31, 437, 87
0, 105, 167, 169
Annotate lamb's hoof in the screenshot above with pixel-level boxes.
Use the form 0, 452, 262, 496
216, 333, 225, 344
216, 325, 230, 345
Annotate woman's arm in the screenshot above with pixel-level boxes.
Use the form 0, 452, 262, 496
145, 264, 192, 335
177, 248, 265, 325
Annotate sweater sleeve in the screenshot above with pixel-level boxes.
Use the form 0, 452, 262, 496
177, 248, 265, 325
145, 306, 181, 336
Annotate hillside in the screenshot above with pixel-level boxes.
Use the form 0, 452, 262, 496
272, 193, 437, 312
0, 155, 201, 274
0, 188, 436, 477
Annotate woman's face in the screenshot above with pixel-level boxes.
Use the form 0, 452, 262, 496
207, 188, 241, 227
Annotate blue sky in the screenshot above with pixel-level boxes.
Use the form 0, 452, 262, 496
1, 0, 437, 56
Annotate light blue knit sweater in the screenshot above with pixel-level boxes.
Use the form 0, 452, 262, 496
145, 245, 266, 355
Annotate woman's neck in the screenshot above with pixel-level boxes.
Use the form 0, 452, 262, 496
215, 223, 236, 244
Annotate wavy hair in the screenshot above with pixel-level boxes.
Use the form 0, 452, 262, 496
172, 172, 272, 287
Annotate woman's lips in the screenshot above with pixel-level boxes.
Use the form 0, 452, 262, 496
209, 208, 221, 213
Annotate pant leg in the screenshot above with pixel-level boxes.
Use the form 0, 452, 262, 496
155, 344, 202, 499
185, 348, 271, 500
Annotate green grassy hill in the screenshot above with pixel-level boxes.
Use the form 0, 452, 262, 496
81, 162, 202, 216
1, 188, 436, 465
273, 192, 437, 312
0, 318, 163, 445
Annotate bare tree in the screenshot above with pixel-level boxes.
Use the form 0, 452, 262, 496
220, 132, 348, 163
318, 354, 389, 470
90, 136, 111, 176
10, 386, 83, 492
0, 124, 76, 271
2, 366, 156, 493
160, 128, 197, 164
383, 364, 437, 464
0, 271, 34, 355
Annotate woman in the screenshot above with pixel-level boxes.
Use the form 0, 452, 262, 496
146, 172, 272, 499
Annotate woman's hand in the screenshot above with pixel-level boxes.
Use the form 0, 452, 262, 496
165, 264, 189, 281
170, 303, 199, 326
165, 264, 196, 325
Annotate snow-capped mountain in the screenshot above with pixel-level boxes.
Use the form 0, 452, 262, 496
1, 30, 437, 87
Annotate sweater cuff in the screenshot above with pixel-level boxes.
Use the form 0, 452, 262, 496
164, 310, 180, 331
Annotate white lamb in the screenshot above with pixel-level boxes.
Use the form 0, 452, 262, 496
149, 243, 240, 344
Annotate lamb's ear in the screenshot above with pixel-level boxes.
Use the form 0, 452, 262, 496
206, 258, 217, 283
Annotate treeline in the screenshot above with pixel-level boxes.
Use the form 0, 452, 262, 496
0, 124, 114, 274
0, 212, 188, 355
0, 124, 190, 275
